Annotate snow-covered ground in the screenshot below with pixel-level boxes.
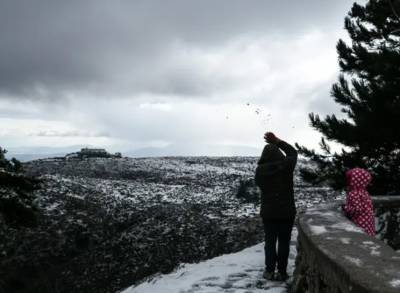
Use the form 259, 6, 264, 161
3, 156, 342, 293
122, 229, 298, 293
25, 157, 342, 217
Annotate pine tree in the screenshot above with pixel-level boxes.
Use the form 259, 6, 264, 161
296, 0, 400, 195
0, 146, 40, 226
0, 147, 9, 170
0, 147, 23, 173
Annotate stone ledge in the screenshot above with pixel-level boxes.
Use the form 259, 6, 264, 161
292, 199, 400, 293
372, 195, 400, 208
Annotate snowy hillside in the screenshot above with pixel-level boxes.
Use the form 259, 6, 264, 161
1, 157, 343, 293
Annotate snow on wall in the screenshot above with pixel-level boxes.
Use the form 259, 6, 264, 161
292, 198, 400, 293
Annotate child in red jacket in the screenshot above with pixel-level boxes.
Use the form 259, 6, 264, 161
343, 168, 375, 236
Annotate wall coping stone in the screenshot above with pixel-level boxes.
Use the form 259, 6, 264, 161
372, 195, 400, 208
296, 197, 400, 293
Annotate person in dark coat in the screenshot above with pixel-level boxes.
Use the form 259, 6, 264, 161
255, 132, 297, 281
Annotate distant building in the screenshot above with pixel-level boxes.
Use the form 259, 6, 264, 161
65, 148, 122, 160
80, 148, 109, 158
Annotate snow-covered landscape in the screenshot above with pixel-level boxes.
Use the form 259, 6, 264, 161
1, 156, 343, 293
122, 229, 298, 293
1, 0, 399, 292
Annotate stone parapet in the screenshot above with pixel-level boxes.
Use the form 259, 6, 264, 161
292, 197, 400, 293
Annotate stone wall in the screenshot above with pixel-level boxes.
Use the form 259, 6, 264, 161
292, 197, 400, 293
374, 196, 400, 250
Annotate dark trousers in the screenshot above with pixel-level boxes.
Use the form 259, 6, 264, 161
263, 218, 294, 274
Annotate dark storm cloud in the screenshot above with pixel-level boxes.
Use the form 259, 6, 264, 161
0, 0, 352, 100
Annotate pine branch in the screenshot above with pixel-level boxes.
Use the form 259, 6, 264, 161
389, 0, 400, 21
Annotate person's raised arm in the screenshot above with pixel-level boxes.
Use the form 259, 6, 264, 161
277, 140, 297, 166
264, 132, 297, 169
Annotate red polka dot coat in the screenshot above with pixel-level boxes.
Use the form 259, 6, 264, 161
343, 168, 375, 236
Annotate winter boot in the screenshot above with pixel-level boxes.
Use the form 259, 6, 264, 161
263, 270, 275, 281
275, 272, 289, 282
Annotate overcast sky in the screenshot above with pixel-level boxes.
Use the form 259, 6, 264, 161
0, 0, 362, 156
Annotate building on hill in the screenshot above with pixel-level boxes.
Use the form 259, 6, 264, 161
65, 148, 122, 160
80, 148, 109, 158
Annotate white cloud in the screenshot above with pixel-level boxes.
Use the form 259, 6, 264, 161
0, 1, 357, 154
0, 29, 344, 153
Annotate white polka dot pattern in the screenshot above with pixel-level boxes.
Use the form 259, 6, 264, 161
343, 168, 375, 236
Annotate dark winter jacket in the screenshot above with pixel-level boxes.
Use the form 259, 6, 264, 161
255, 140, 297, 220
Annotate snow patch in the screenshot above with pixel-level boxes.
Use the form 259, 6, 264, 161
340, 238, 351, 244
389, 279, 400, 288
66, 193, 85, 200
309, 225, 327, 235
122, 229, 298, 293
307, 210, 337, 218
45, 202, 60, 211
330, 222, 364, 233
362, 241, 381, 256
344, 256, 363, 267
371, 250, 381, 256
121, 243, 265, 293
